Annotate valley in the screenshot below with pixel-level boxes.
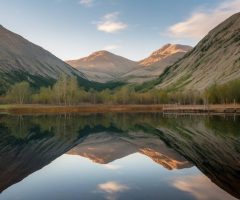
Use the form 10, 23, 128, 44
0, 2, 240, 200
0, 13, 240, 109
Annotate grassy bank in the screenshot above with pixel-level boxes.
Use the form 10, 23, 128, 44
163, 104, 240, 114
0, 104, 164, 114
1, 104, 240, 115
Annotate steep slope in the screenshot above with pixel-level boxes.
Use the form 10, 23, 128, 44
66, 50, 140, 82
0, 25, 94, 93
121, 44, 192, 83
153, 12, 240, 91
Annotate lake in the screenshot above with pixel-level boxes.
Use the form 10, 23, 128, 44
0, 113, 239, 200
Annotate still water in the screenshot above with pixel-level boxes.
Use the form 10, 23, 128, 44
0, 113, 239, 200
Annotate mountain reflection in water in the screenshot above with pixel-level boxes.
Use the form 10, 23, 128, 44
0, 113, 239, 200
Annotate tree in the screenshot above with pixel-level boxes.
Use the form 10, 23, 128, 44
89, 88, 97, 104
52, 74, 69, 105
67, 76, 79, 105
6, 82, 31, 104
32, 87, 53, 104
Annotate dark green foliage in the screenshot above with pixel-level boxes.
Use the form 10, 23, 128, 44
86, 80, 125, 91
0, 70, 124, 95
1, 72, 240, 105
0, 71, 55, 95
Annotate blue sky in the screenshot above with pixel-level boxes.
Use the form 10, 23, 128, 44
0, 0, 239, 61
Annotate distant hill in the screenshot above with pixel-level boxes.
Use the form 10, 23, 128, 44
151, 12, 240, 91
0, 25, 102, 94
122, 44, 192, 83
66, 50, 139, 83
67, 45, 191, 83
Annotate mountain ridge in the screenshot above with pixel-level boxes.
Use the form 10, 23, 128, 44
67, 131, 192, 170
67, 44, 192, 83
121, 44, 192, 83
0, 25, 84, 78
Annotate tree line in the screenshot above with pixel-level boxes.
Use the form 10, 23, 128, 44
2, 75, 240, 105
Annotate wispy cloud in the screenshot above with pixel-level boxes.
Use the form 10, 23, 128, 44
173, 175, 236, 200
97, 181, 129, 200
79, 0, 94, 7
97, 12, 128, 33
103, 44, 121, 51
103, 164, 122, 169
98, 181, 129, 194
168, 0, 240, 39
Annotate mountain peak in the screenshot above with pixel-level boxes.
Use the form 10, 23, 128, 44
66, 50, 139, 82
88, 50, 114, 58
80, 50, 121, 63
139, 44, 192, 67
151, 44, 192, 56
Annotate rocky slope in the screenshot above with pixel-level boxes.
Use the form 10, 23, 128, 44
0, 25, 93, 94
122, 44, 192, 83
66, 50, 139, 82
153, 12, 240, 91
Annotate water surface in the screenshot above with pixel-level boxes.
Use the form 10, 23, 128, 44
0, 113, 239, 200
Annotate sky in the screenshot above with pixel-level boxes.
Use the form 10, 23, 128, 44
0, 0, 240, 61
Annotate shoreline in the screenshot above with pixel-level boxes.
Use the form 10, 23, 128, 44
0, 104, 163, 114
0, 104, 240, 115
162, 104, 240, 114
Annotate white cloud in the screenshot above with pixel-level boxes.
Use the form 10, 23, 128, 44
97, 12, 128, 33
173, 175, 236, 200
103, 164, 122, 170
79, 0, 93, 7
168, 0, 240, 39
98, 181, 129, 194
97, 181, 129, 200
103, 44, 120, 51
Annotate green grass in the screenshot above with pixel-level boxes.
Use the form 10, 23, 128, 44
0, 104, 15, 109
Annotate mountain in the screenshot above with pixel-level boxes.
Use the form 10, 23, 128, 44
157, 116, 240, 199
122, 44, 192, 83
0, 115, 86, 192
67, 45, 192, 83
68, 130, 191, 170
1, 113, 239, 198
0, 114, 191, 193
0, 25, 97, 94
66, 50, 140, 83
151, 12, 240, 91
139, 44, 192, 66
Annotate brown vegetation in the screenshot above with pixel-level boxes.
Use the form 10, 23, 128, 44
0, 104, 163, 115
1, 104, 240, 115
163, 104, 240, 114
